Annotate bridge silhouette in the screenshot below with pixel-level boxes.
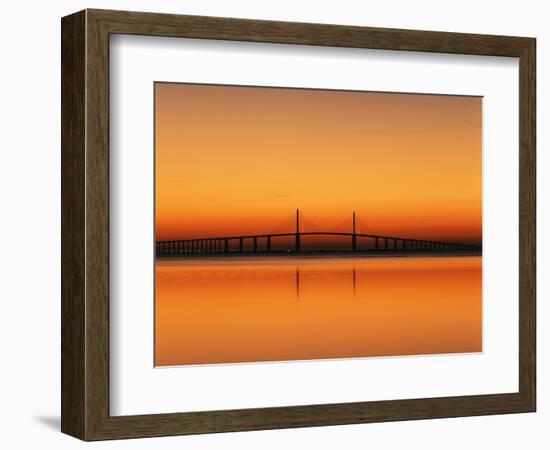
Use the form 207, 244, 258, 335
156, 210, 481, 257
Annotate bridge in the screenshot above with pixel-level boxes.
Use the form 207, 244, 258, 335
156, 210, 481, 256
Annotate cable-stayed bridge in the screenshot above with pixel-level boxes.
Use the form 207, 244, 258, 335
156, 210, 481, 257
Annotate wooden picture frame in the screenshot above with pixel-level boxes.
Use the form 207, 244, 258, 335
61, 9, 536, 441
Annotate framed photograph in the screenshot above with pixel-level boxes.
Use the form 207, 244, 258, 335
61, 9, 536, 440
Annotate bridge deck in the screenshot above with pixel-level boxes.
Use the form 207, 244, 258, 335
156, 231, 481, 256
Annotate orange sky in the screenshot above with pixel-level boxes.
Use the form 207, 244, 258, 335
155, 83, 482, 244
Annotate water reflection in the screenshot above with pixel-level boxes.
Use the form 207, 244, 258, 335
296, 267, 300, 300
155, 256, 482, 366
293, 264, 357, 300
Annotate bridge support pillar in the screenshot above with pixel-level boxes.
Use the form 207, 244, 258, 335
384, 238, 388, 251
239, 238, 244, 253
253, 237, 258, 252
375, 237, 379, 251
267, 236, 271, 252
352, 234, 357, 252
224, 239, 229, 253
295, 233, 301, 252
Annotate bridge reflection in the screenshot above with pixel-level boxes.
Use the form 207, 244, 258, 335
298, 266, 357, 301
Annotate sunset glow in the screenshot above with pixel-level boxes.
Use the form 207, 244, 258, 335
154, 83, 483, 367
155, 83, 482, 245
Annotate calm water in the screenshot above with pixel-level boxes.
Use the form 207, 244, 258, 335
155, 256, 481, 366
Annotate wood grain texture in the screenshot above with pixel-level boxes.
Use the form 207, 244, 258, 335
61, 10, 86, 439
518, 38, 536, 409
61, 8, 536, 441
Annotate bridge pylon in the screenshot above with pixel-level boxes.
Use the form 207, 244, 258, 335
295, 208, 301, 252
352, 211, 357, 252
